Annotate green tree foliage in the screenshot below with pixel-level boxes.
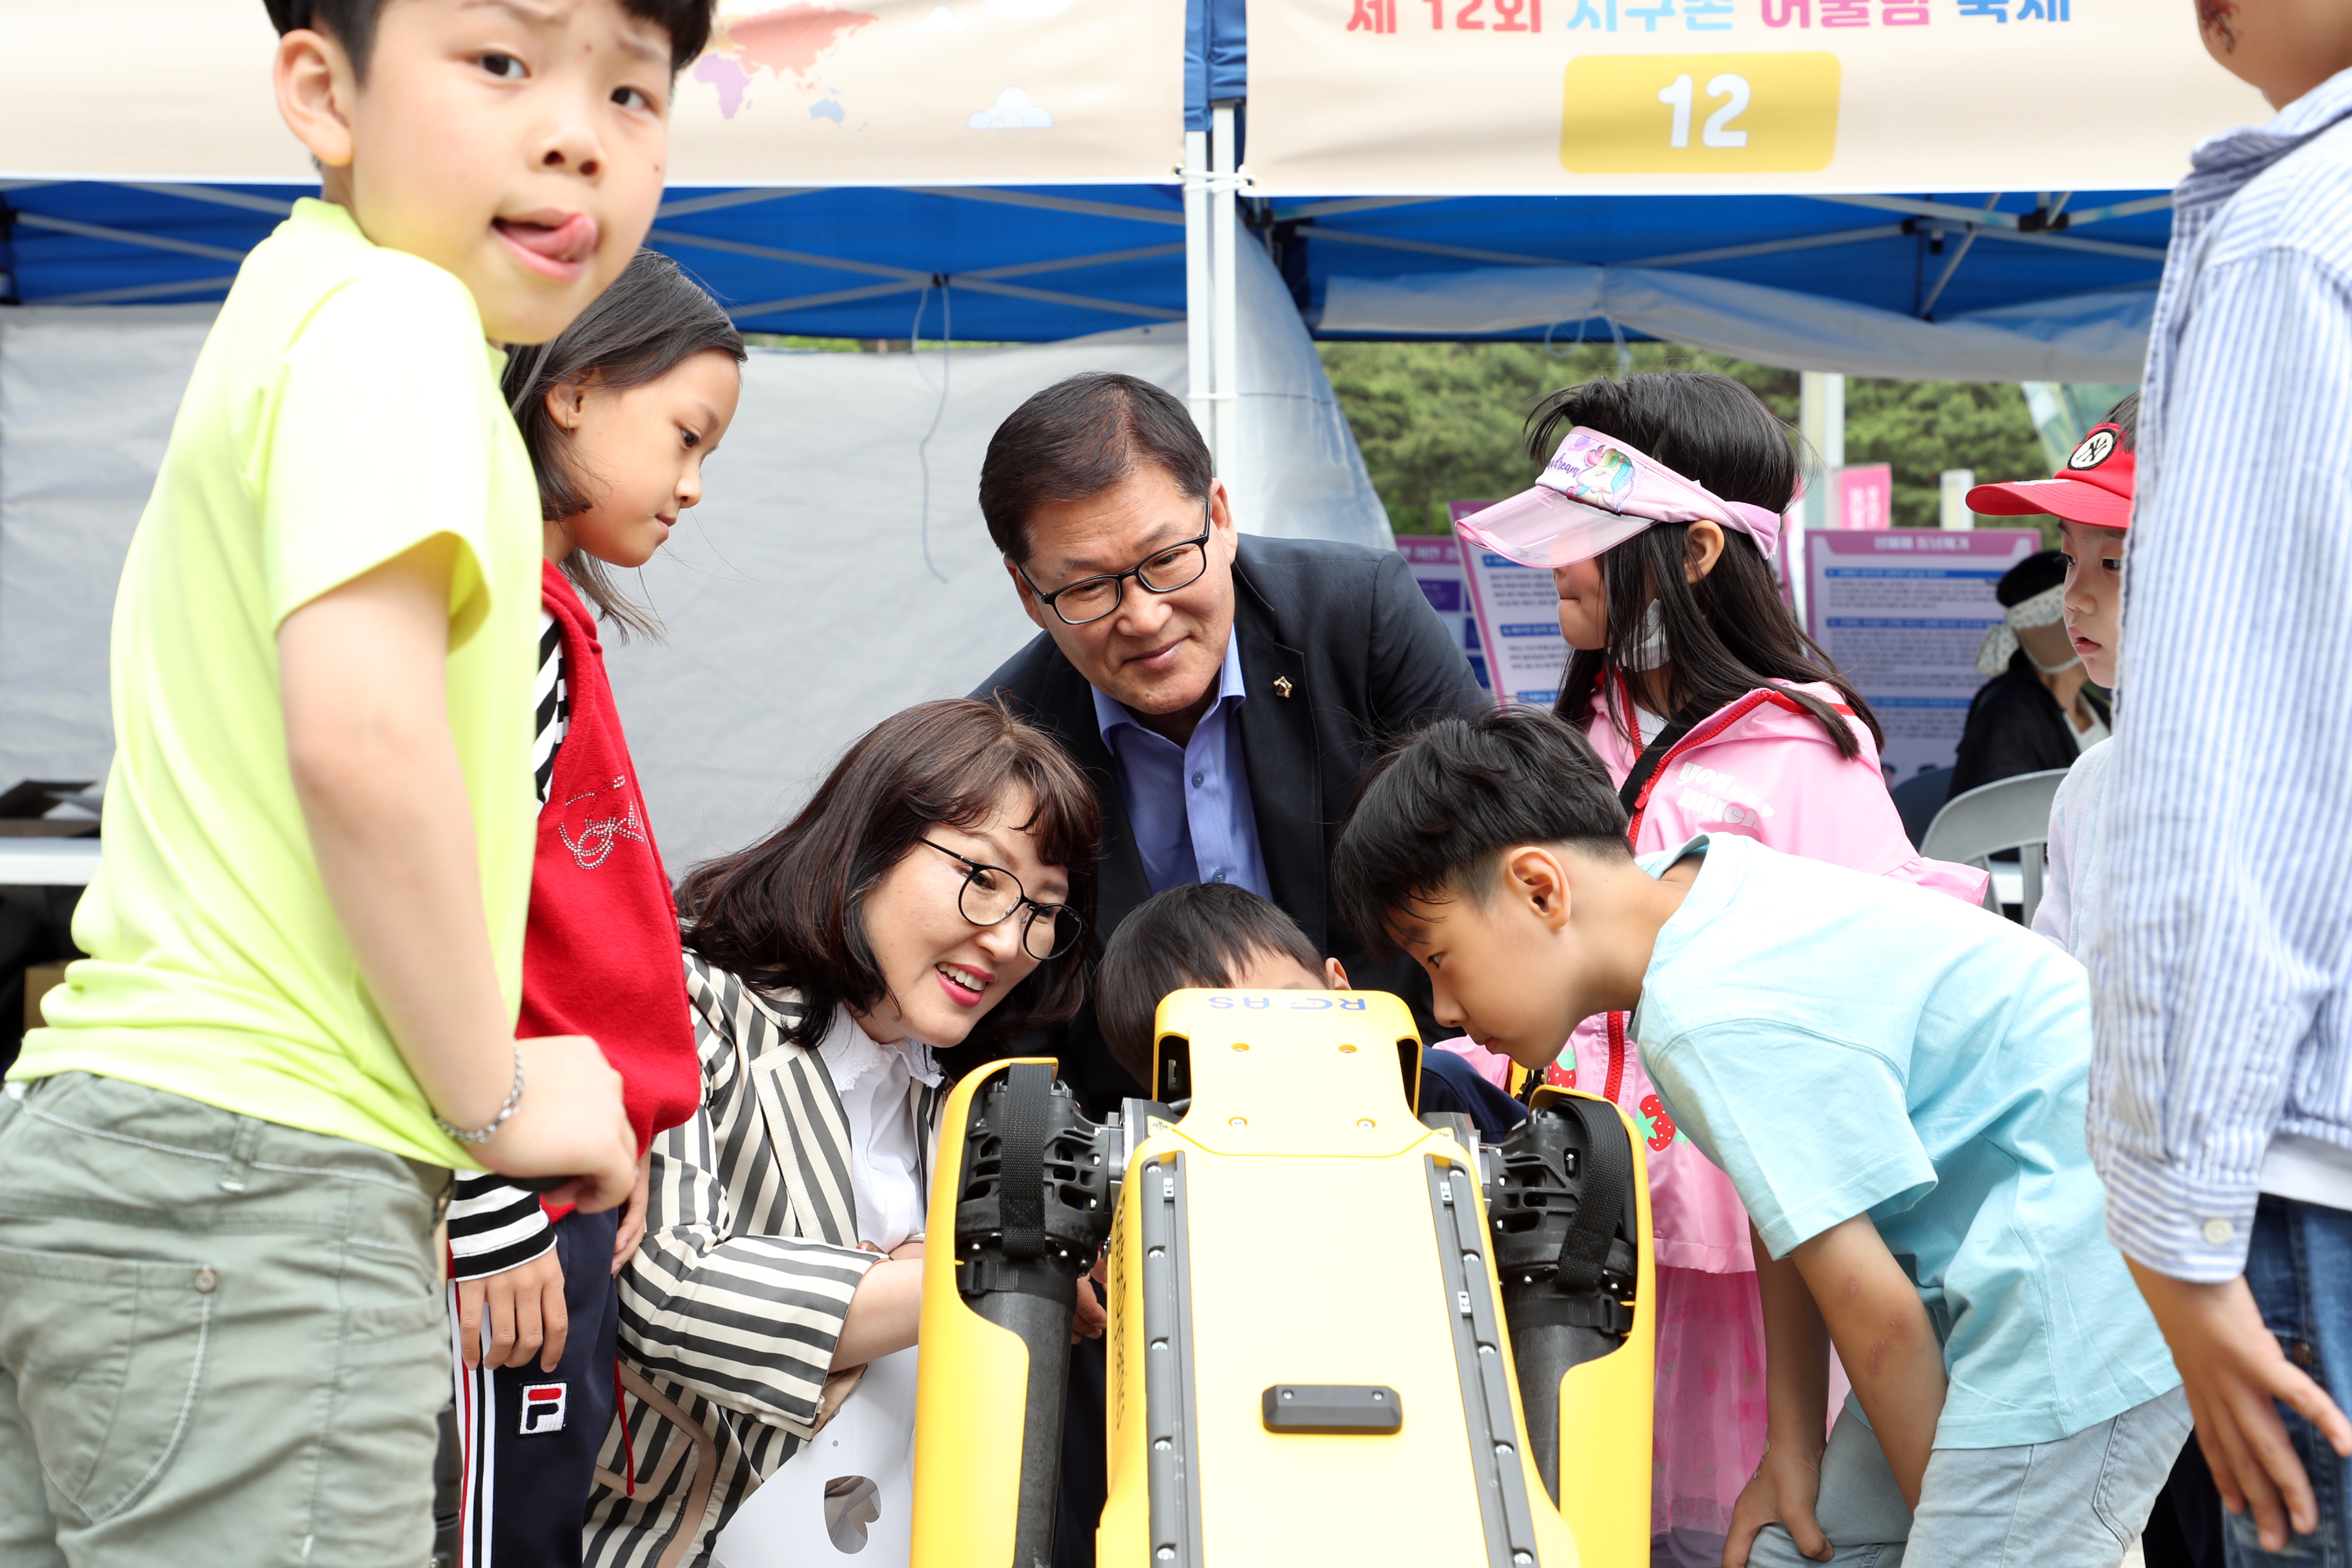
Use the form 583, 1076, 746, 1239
1842, 378, 2052, 535
1319, 341, 2051, 536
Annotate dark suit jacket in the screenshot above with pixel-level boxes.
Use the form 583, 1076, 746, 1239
965, 533, 1490, 1113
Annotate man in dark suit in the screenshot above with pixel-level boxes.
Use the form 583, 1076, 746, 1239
965, 371, 1494, 1113
964, 372, 1505, 1568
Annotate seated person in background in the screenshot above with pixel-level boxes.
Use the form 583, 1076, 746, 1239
1094, 880, 1526, 1139
1949, 545, 2112, 798
1330, 705, 2185, 1568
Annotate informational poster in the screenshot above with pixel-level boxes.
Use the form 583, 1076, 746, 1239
1805, 528, 2038, 783
1451, 502, 1570, 708
1397, 532, 1491, 690
0, 0, 1187, 187
1243, 0, 2265, 196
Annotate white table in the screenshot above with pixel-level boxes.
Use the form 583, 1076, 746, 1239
0, 839, 103, 886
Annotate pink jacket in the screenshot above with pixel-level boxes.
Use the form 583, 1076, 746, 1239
1561, 680, 1987, 1272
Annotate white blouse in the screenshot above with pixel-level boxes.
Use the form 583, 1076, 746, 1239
814, 1004, 942, 1252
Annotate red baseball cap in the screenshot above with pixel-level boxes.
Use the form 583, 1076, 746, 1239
1966, 423, 2134, 530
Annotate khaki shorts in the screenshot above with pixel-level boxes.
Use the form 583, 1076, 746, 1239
0, 1072, 451, 1567
1742, 1387, 2194, 1568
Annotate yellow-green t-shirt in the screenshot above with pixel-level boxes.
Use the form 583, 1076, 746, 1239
11, 198, 540, 1168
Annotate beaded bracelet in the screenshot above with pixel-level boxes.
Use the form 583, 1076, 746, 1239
436, 1044, 524, 1146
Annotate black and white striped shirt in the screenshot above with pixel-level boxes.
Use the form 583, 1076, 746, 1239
584, 958, 944, 1568
533, 605, 569, 805
448, 607, 571, 1281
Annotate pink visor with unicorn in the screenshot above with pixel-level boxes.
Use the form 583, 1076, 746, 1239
1456, 426, 1786, 570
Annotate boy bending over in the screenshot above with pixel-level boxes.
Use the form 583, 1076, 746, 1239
0, 1, 703, 1560
1097, 881, 1525, 1139
1330, 707, 2185, 1568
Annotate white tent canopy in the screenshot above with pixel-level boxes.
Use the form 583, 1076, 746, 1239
1318, 263, 2157, 383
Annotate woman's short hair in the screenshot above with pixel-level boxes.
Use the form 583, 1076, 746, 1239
676, 699, 1102, 1056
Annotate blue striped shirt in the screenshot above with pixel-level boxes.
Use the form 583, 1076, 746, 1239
1092, 632, 1272, 900
2086, 67, 2352, 1281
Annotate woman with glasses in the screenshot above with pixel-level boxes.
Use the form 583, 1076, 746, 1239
584, 699, 1100, 1568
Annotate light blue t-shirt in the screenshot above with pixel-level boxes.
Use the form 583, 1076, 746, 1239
1630, 832, 2179, 1449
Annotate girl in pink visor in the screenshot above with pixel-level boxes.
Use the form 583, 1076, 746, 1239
1458, 373, 1988, 1568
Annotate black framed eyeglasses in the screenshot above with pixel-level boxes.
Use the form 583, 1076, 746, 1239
1015, 501, 1213, 627
920, 838, 1085, 962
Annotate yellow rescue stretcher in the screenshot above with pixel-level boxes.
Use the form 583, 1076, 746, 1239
909, 989, 1653, 1568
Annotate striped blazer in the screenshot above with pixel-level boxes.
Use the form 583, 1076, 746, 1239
584, 954, 945, 1568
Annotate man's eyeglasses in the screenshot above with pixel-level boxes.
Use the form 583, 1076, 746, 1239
921, 838, 1085, 962
1015, 500, 1213, 628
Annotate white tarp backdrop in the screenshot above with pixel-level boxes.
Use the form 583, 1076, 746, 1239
0, 284, 1388, 867
1317, 263, 2154, 382
0, 0, 1186, 186
0, 305, 208, 787
1227, 236, 1396, 553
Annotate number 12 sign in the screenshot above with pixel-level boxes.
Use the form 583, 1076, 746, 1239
1561, 52, 1840, 174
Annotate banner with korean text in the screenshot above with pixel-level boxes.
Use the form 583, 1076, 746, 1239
1242, 0, 2265, 196
0, 0, 1186, 186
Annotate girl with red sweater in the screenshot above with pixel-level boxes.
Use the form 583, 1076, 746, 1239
442, 251, 744, 1568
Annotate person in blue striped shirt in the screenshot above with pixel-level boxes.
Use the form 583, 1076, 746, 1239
2089, 5, 2352, 1563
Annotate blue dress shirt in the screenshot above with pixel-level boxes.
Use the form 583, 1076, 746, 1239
1092, 635, 1271, 900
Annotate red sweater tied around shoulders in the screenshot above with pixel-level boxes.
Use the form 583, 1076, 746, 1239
520, 562, 701, 1194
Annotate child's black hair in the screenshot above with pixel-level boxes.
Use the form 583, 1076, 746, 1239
263, 0, 716, 75
1095, 883, 1325, 1083
1333, 706, 1633, 962
1527, 372, 1879, 761
2103, 391, 2140, 448
500, 249, 745, 640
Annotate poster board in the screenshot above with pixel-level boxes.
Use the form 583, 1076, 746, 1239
1804, 528, 2037, 783
1450, 502, 1570, 708
0, 0, 1186, 186
1242, 0, 2265, 196
1398, 533, 1491, 690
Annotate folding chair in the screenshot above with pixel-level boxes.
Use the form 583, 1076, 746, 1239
1919, 769, 2070, 926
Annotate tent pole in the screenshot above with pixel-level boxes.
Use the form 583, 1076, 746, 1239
1184, 128, 1212, 442
1795, 371, 1845, 632
1209, 101, 1241, 489
1800, 371, 1845, 531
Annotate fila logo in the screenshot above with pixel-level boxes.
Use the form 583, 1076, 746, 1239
520, 1383, 567, 1436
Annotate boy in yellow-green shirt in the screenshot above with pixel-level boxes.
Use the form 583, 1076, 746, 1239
0, 3, 708, 1560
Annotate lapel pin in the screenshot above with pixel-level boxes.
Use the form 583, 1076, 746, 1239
1273, 676, 1294, 699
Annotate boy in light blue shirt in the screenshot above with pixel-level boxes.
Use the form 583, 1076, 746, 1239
1330, 705, 2185, 1568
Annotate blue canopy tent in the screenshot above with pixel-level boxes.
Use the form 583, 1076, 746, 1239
0, 0, 2182, 368
0, 179, 2172, 353
0, 180, 1191, 339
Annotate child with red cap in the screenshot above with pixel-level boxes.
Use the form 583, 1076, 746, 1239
1963, 394, 2137, 959
1971, 394, 2223, 1568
